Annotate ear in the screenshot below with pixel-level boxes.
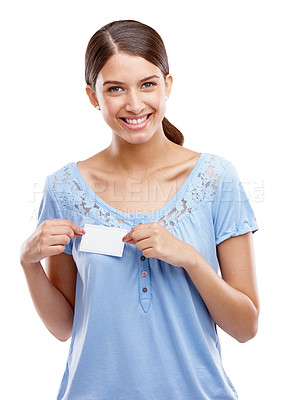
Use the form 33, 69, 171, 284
165, 74, 173, 98
85, 84, 99, 108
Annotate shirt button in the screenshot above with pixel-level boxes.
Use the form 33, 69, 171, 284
142, 287, 148, 293
140, 255, 146, 261
142, 271, 147, 277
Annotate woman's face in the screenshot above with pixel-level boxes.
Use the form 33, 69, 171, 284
89, 53, 172, 145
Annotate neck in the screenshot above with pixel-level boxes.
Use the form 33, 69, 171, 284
106, 130, 178, 177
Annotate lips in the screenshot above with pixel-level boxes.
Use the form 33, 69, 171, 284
120, 113, 151, 123
119, 113, 152, 130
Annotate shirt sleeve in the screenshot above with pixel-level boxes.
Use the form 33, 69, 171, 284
36, 176, 73, 255
212, 161, 258, 246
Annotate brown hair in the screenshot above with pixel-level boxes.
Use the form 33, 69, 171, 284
85, 19, 184, 146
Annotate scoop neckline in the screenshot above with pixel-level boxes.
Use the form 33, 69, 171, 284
69, 153, 206, 221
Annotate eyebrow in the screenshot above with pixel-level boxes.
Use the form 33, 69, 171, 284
103, 75, 160, 86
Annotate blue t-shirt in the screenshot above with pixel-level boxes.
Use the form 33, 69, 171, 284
37, 152, 258, 400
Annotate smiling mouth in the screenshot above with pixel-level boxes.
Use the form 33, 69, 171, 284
120, 113, 152, 125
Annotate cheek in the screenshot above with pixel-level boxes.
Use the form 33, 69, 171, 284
146, 90, 164, 110
152, 95, 166, 116
101, 98, 121, 121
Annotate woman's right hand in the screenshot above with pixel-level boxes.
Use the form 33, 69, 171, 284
20, 219, 85, 265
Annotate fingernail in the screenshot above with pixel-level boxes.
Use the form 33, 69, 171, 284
122, 235, 126, 241
80, 227, 86, 234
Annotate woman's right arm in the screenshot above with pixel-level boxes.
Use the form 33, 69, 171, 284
20, 219, 85, 342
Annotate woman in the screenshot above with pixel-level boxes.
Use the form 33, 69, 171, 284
20, 19, 260, 399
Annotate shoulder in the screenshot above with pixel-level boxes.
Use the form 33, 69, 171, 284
201, 152, 233, 174
197, 152, 236, 189
201, 153, 248, 209
45, 162, 76, 192
180, 147, 233, 177
187, 152, 241, 205
42, 162, 84, 215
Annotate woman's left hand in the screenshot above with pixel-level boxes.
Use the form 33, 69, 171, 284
122, 222, 197, 268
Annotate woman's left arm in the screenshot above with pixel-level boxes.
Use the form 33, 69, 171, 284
185, 231, 260, 343
123, 224, 260, 343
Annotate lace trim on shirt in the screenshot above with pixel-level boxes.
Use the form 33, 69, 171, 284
157, 154, 227, 228
50, 154, 229, 229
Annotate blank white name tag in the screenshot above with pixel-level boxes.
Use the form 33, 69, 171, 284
79, 224, 128, 257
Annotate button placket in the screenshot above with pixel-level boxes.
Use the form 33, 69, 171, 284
137, 250, 151, 313
133, 218, 152, 313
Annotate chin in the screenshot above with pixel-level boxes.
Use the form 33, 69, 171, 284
123, 132, 154, 145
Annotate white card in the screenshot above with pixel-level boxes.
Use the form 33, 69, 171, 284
79, 224, 128, 257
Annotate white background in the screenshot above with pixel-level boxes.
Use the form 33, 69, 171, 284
1, 1, 292, 399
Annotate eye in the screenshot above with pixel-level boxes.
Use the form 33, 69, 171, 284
141, 82, 157, 89
107, 86, 123, 93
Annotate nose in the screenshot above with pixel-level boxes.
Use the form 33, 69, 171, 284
125, 89, 144, 114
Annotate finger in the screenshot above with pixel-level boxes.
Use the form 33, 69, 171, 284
135, 237, 154, 252
47, 234, 72, 246
122, 228, 135, 244
45, 219, 85, 236
46, 245, 66, 257
50, 226, 76, 239
129, 222, 161, 237
123, 238, 136, 245
123, 229, 152, 243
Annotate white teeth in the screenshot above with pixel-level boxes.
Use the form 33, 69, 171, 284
125, 115, 148, 124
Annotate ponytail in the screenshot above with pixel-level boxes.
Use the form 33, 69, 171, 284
162, 117, 184, 146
